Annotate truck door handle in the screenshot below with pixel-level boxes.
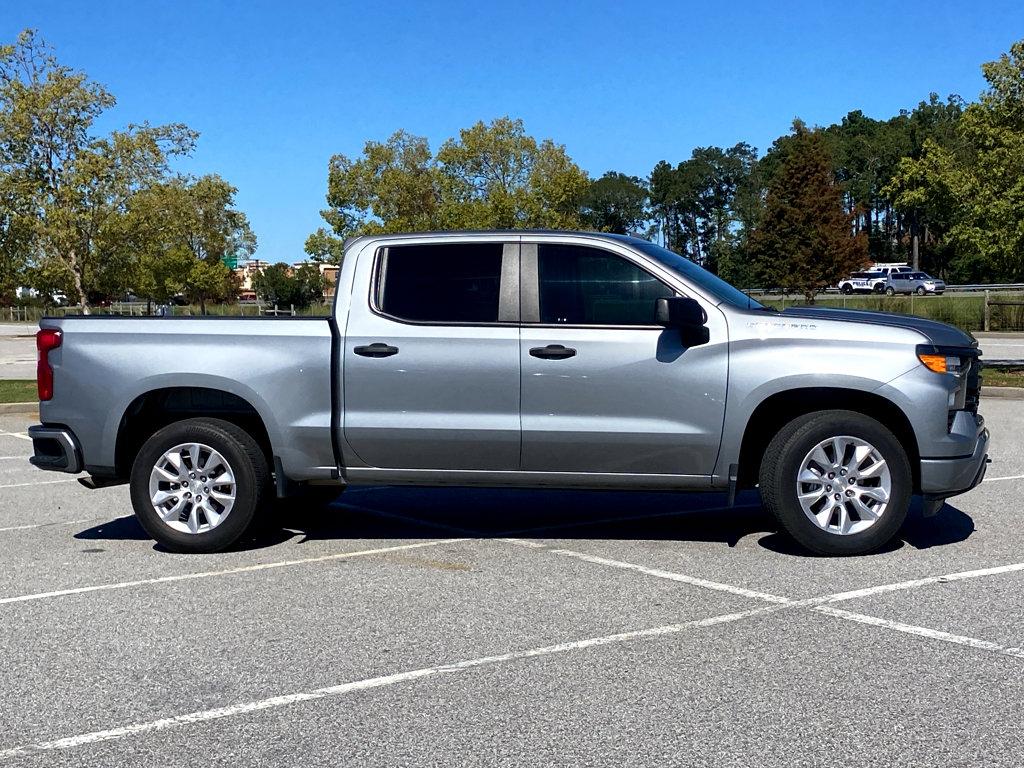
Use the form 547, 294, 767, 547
529, 344, 576, 360
354, 343, 399, 358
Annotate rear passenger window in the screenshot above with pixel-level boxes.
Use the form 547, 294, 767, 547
537, 244, 674, 325
377, 243, 503, 323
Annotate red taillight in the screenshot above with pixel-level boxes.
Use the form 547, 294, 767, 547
36, 329, 62, 401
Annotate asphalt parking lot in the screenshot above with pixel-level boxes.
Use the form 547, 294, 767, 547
0, 402, 1023, 767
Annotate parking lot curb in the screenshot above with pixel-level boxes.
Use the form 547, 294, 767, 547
982, 386, 1024, 400
0, 402, 37, 416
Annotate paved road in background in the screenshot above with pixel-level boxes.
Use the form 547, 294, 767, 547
974, 332, 1024, 362
0, 324, 36, 380
2, 322, 1022, 382
0, 400, 1022, 765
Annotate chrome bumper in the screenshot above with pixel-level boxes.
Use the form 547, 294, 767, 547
28, 425, 82, 474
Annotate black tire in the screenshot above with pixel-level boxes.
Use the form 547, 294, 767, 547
916, 286, 926, 296
885, 286, 896, 296
759, 410, 912, 556
130, 418, 270, 553
841, 285, 853, 295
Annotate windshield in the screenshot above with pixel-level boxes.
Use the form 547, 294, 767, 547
629, 240, 768, 311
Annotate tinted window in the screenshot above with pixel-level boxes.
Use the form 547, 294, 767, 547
378, 243, 503, 323
628, 240, 765, 310
537, 244, 674, 325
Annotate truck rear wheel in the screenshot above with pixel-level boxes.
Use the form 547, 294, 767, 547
759, 410, 911, 556
129, 418, 270, 553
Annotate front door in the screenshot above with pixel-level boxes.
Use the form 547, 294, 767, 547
519, 241, 728, 476
343, 240, 521, 470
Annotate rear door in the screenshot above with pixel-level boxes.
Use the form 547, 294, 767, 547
343, 239, 521, 470
518, 240, 728, 476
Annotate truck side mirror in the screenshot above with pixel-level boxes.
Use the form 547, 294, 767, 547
656, 296, 710, 347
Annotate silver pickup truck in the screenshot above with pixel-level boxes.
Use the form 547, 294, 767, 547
29, 231, 988, 556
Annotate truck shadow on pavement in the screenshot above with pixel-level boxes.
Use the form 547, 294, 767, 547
74, 487, 975, 557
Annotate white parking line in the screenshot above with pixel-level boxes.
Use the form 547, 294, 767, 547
7, 552, 1021, 762
515, 542, 1024, 663
499, 502, 762, 537
548, 548, 790, 604
985, 474, 1024, 483
818, 561, 1024, 603
0, 430, 31, 441
1, 509, 1022, 757
0, 455, 28, 460
0, 477, 80, 490
816, 606, 1024, 660
0, 517, 99, 533
0, 538, 466, 606
0, 603, 782, 760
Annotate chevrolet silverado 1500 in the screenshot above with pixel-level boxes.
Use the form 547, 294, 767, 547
29, 232, 988, 555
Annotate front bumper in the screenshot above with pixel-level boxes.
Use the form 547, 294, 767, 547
920, 426, 989, 498
28, 425, 83, 474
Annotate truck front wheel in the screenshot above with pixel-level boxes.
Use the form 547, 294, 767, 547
758, 410, 912, 556
130, 418, 270, 553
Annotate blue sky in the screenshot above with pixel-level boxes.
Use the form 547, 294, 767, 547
4, 0, 1024, 262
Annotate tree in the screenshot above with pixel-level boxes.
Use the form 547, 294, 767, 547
886, 41, 1024, 282
115, 175, 254, 311
649, 143, 759, 279
0, 30, 196, 311
304, 227, 345, 264
0, 182, 33, 302
312, 117, 590, 241
748, 122, 868, 302
580, 172, 648, 233
252, 262, 325, 310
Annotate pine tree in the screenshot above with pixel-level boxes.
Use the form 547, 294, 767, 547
750, 122, 869, 302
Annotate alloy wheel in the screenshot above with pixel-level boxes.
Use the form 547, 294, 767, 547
795, 435, 891, 535
147, 442, 237, 534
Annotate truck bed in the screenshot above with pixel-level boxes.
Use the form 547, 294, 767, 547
38, 316, 338, 482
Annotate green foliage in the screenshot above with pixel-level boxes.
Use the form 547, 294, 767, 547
304, 227, 345, 264
0, 29, 254, 312
889, 42, 1024, 282
123, 175, 254, 309
761, 293, 1024, 333
0, 30, 198, 310
252, 262, 325, 309
749, 124, 868, 302
580, 172, 648, 234
758, 97, 964, 272
648, 143, 759, 278
314, 117, 590, 241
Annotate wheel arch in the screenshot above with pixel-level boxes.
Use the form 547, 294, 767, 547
736, 387, 920, 491
114, 387, 273, 478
